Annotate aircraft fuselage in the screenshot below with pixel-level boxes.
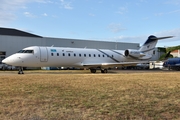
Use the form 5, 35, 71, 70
3, 46, 135, 68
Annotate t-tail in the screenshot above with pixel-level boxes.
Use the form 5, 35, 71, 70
124, 35, 173, 60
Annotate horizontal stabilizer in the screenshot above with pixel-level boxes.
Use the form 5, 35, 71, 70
156, 36, 174, 40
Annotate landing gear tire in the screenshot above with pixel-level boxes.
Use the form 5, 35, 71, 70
101, 69, 108, 73
90, 69, 96, 73
18, 67, 24, 74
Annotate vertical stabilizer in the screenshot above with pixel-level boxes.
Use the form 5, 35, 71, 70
139, 35, 158, 52
139, 35, 173, 53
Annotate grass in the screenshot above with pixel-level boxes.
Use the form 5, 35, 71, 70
0, 70, 180, 120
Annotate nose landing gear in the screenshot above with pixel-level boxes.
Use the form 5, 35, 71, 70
18, 67, 24, 74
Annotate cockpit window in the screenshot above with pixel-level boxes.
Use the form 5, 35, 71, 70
25, 50, 34, 53
17, 50, 24, 53
17, 50, 34, 54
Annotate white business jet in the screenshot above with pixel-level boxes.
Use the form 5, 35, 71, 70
2, 35, 173, 74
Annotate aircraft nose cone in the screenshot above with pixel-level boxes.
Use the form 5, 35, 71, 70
2, 58, 8, 64
2, 56, 24, 66
2, 57, 14, 65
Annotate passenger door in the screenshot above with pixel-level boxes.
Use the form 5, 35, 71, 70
39, 47, 48, 62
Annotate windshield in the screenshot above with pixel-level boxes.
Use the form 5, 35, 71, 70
17, 50, 34, 54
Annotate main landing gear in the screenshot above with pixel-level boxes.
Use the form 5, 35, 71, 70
18, 67, 24, 74
90, 69, 96, 73
90, 69, 108, 73
101, 69, 108, 73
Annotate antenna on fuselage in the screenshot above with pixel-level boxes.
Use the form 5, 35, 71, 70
51, 45, 54, 47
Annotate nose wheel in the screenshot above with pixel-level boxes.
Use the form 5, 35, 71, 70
18, 67, 24, 74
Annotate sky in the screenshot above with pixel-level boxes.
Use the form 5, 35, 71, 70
1, 0, 180, 47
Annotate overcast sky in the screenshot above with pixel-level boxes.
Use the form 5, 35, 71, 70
1, 0, 180, 47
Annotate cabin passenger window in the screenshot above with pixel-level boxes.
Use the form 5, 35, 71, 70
79, 54, 81, 57
94, 54, 96, 57
112, 55, 114, 58
153, 50, 155, 55
84, 54, 86, 57
74, 53, 76, 57
63, 53, 65, 56
98, 54, 100, 57
57, 53, 59, 56
89, 54, 91, 57
103, 55, 105, 57
68, 53, 71, 56
51, 53, 54, 56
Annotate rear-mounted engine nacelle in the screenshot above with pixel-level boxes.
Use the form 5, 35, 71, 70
124, 49, 145, 58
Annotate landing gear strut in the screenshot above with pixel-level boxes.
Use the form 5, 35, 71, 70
90, 68, 108, 73
101, 69, 108, 73
90, 69, 96, 73
18, 67, 24, 74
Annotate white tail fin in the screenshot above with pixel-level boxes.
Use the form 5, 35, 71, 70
139, 35, 173, 52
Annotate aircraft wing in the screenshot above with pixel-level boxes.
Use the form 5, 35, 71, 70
175, 63, 180, 66
82, 61, 149, 68
171, 63, 180, 66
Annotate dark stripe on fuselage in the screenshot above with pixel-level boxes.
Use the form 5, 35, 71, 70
111, 50, 126, 57
97, 49, 119, 62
